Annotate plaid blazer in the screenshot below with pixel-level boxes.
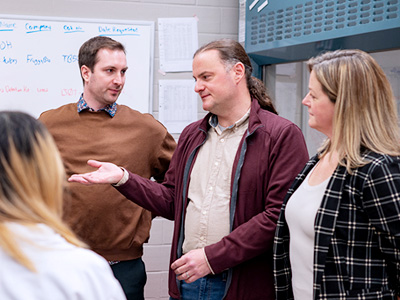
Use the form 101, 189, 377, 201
273, 152, 400, 300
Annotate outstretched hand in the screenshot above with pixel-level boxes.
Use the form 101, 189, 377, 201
68, 160, 124, 185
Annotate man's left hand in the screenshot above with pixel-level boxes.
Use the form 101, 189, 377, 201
171, 249, 211, 283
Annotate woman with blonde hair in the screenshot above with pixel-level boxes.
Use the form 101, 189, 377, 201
274, 49, 400, 300
0, 111, 125, 299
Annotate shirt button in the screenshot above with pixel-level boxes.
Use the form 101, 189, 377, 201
202, 211, 207, 215
220, 139, 225, 143
209, 186, 213, 191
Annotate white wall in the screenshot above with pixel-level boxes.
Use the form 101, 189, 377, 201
2, 1, 239, 299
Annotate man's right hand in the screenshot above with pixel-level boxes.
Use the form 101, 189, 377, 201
68, 160, 124, 185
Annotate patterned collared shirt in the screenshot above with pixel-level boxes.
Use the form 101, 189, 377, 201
77, 94, 117, 117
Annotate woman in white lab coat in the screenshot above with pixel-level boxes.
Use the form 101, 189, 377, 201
0, 111, 126, 300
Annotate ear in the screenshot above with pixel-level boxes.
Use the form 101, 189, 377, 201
231, 62, 245, 84
81, 65, 91, 84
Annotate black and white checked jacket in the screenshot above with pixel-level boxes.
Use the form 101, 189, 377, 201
273, 152, 400, 300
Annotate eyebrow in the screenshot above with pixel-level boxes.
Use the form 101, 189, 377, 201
102, 65, 128, 71
194, 71, 210, 79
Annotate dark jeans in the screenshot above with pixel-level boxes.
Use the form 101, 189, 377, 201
111, 257, 147, 300
170, 272, 227, 300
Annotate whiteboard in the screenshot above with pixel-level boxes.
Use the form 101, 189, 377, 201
0, 14, 154, 117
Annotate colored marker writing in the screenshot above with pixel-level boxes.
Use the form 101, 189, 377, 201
0, 21, 16, 31
2, 57, 17, 64
27, 55, 51, 65
25, 23, 51, 33
61, 88, 77, 97
63, 25, 84, 33
2, 86, 30, 93
98, 25, 139, 36
62, 54, 78, 63
0, 41, 12, 50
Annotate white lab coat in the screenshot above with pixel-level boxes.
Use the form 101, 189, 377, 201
0, 222, 126, 300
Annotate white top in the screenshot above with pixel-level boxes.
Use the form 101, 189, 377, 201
0, 222, 126, 300
285, 166, 330, 300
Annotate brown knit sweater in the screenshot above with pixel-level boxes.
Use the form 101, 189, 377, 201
39, 103, 176, 261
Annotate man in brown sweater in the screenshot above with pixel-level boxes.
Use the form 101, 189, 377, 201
39, 36, 176, 300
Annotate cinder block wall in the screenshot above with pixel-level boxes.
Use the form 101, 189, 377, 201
2, 1, 239, 299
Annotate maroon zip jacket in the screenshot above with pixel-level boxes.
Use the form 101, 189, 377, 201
116, 99, 309, 299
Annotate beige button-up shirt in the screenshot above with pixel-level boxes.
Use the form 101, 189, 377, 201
182, 110, 250, 255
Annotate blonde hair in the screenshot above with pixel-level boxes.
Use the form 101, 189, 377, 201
307, 49, 400, 172
0, 111, 86, 271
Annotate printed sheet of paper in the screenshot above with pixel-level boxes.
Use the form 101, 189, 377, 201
158, 17, 198, 72
159, 80, 198, 133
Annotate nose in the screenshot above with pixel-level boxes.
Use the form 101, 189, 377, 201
113, 73, 124, 86
194, 80, 204, 93
302, 93, 310, 107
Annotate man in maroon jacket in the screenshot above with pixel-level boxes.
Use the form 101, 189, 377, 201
69, 39, 309, 300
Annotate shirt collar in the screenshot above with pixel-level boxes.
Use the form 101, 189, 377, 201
208, 108, 251, 133
77, 94, 117, 117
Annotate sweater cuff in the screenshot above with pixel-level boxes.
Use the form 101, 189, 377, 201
113, 167, 129, 186
202, 248, 215, 275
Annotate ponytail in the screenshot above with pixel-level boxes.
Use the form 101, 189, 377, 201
249, 77, 278, 114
